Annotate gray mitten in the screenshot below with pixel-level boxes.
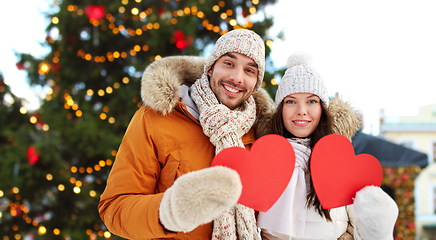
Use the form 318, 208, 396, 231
353, 186, 398, 240
159, 166, 242, 232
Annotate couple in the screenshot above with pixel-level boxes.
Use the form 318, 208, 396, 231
98, 29, 398, 240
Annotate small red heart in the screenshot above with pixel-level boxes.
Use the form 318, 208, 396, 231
84, 5, 106, 21
311, 134, 383, 209
211, 134, 295, 212
27, 147, 39, 166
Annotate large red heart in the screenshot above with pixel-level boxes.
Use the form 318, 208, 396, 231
311, 134, 383, 209
211, 134, 295, 212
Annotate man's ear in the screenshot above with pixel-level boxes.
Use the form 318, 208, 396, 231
208, 68, 212, 77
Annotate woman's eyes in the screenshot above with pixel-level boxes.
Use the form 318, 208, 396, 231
285, 99, 318, 104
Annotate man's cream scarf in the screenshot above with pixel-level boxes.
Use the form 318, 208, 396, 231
191, 73, 260, 240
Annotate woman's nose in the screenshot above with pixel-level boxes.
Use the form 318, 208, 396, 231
297, 105, 307, 115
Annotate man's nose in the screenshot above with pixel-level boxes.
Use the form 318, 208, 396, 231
229, 67, 244, 85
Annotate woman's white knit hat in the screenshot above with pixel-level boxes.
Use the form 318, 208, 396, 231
275, 53, 329, 108
205, 29, 265, 91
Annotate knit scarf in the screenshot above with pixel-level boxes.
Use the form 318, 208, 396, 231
258, 138, 354, 239
191, 73, 260, 240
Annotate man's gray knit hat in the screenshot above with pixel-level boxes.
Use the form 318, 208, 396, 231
205, 29, 265, 91
275, 53, 329, 108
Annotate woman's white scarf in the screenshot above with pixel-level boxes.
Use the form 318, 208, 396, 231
257, 138, 311, 238
191, 73, 260, 240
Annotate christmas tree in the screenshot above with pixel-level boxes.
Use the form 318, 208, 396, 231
1, 0, 281, 239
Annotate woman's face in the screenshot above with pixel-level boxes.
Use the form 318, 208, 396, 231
282, 93, 322, 138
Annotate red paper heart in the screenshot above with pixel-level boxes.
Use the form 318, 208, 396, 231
211, 134, 295, 212
311, 134, 383, 209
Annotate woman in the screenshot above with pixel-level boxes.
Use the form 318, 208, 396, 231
257, 53, 398, 240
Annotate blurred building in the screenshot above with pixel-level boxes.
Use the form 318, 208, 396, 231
379, 104, 436, 240
352, 131, 427, 239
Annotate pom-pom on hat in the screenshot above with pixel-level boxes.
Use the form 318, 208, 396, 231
274, 52, 329, 108
205, 29, 265, 91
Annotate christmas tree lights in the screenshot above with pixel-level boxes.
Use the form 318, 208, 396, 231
2, 0, 280, 239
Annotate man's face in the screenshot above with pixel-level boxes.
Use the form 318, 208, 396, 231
208, 52, 258, 110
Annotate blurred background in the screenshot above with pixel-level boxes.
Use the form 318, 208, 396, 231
1, 0, 435, 239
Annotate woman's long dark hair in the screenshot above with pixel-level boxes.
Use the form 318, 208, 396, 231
271, 100, 333, 221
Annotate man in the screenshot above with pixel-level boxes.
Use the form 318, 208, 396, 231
98, 29, 274, 239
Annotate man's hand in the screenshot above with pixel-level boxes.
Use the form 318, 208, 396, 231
159, 166, 242, 232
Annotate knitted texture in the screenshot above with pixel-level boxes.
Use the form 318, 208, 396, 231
275, 53, 329, 108
353, 186, 398, 240
258, 139, 311, 238
191, 74, 259, 240
191, 74, 256, 154
213, 204, 259, 240
158, 166, 242, 233
205, 29, 265, 91
259, 138, 355, 239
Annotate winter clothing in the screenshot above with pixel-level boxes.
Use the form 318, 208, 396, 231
191, 74, 256, 154
192, 29, 265, 240
258, 140, 314, 237
274, 53, 329, 108
204, 29, 265, 90
328, 94, 362, 140
159, 166, 242, 233
258, 138, 354, 240
98, 55, 274, 240
212, 204, 259, 239
353, 186, 399, 240
258, 52, 398, 240
190, 68, 260, 239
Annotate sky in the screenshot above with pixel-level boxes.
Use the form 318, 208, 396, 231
0, 0, 51, 110
265, 0, 436, 135
1, 0, 436, 135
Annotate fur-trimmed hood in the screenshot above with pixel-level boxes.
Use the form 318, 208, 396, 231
140, 56, 360, 139
328, 94, 361, 139
254, 93, 361, 139
141, 56, 206, 116
140, 56, 275, 138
